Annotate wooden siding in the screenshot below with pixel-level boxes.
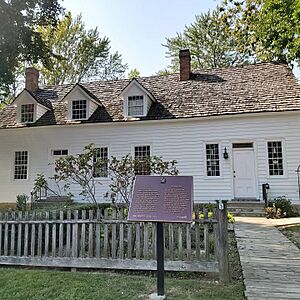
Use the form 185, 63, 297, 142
0, 112, 300, 203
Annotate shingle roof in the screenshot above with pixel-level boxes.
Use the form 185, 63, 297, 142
1, 62, 300, 129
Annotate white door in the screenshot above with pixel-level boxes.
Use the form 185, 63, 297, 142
233, 149, 257, 199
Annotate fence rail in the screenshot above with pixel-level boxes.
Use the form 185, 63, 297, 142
0, 202, 229, 282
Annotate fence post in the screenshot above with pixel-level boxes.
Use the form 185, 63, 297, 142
217, 200, 230, 283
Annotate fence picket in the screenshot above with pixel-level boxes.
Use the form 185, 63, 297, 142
96, 209, 101, 258
24, 212, 29, 256
44, 212, 49, 257
152, 223, 156, 259
127, 222, 132, 259
195, 208, 200, 260
88, 210, 94, 257
135, 223, 141, 259
66, 210, 71, 257
52, 211, 57, 257
178, 225, 183, 260
72, 210, 78, 257
168, 223, 174, 260
119, 208, 124, 259
186, 224, 191, 260
80, 210, 86, 257
10, 212, 16, 256
111, 209, 117, 259
104, 209, 108, 258
203, 208, 209, 260
37, 212, 43, 256
143, 222, 149, 259
30, 211, 36, 256
17, 211, 22, 256
59, 211, 64, 257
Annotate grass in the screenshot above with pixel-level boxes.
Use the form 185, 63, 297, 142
0, 267, 244, 300
279, 225, 300, 248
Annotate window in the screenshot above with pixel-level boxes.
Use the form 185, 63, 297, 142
72, 100, 87, 120
14, 151, 28, 180
93, 147, 108, 177
206, 144, 220, 177
267, 141, 284, 176
134, 145, 151, 175
21, 104, 34, 123
128, 95, 144, 116
52, 149, 68, 156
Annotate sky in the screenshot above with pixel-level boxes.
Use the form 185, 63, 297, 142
61, 0, 220, 76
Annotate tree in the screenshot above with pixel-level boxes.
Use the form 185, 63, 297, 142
37, 12, 128, 85
0, 0, 64, 98
163, 8, 248, 72
108, 155, 179, 207
53, 144, 107, 205
220, 0, 300, 66
128, 68, 140, 79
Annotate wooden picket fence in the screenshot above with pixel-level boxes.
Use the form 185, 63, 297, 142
0, 202, 229, 281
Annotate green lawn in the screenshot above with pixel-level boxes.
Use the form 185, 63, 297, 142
280, 225, 300, 248
0, 267, 244, 300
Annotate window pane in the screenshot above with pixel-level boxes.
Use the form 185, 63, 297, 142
206, 144, 220, 176
21, 104, 34, 123
93, 147, 108, 177
267, 141, 283, 176
72, 100, 87, 119
134, 145, 151, 175
128, 95, 144, 116
14, 151, 28, 180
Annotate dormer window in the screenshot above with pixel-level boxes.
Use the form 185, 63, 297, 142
128, 95, 144, 116
72, 100, 87, 120
21, 104, 34, 123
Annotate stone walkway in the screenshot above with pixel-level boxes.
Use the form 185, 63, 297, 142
235, 217, 300, 300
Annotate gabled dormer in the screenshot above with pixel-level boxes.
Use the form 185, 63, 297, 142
121, 79, 156, 118
12, 89, 50, 124
63, 84, 100, 121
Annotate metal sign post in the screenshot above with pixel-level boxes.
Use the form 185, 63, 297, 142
156, 222, 164, 296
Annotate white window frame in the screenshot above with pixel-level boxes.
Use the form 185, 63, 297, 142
13, 150, 29, 180
71, 99, 88, 120
132, 144, 151, 175
20, 103, 36, 123
93, 146, 109, 178
266, 139, 286, 178
52, 149, 69, 156
204, 143, 222, 178
127, 95, 144, 117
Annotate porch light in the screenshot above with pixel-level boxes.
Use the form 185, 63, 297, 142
223, 147, 229, 160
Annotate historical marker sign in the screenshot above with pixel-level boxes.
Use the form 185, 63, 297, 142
128, 176, 193, 223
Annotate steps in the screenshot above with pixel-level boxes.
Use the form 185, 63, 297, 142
227, 201, 265, 217
34, 196, 70, 208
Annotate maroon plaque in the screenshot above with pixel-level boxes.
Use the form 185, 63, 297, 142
128, 176, 193, 223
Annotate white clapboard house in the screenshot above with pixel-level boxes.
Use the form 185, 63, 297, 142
1, 49, 300, 204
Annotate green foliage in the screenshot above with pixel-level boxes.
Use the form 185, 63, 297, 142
268, 196, 298, 218
220, 0, 300, 66
0, 0, 64, 98
128, 68, 140, 79
163, 7, 248, 72
108, 155, 179, 207
53, 144, 106, 205
16, 194, 29, 211
36, 12, 127, 85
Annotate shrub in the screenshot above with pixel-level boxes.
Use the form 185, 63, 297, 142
16, 194, 29, 211
268, 196, 298, 218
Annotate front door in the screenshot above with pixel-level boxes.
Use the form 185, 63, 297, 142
233, 148, 257, 199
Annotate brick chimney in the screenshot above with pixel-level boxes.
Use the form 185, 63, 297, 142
25, 67, 39, 92
179, 49, 191, 81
